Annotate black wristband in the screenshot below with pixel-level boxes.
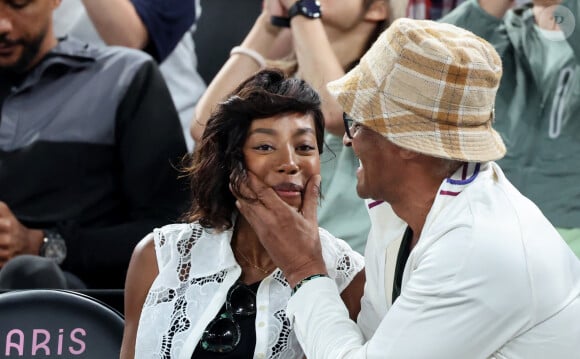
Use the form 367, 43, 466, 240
292, 274, 329, 294
270, 15, 291, 28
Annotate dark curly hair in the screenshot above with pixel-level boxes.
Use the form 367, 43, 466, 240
182, 69, 325, 231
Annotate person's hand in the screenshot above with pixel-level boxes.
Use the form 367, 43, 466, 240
233, 171, 327, 287
264, 0, 287, 17
0, 202, 44, 268
278, 0, 298, 11
478, 0, 515, 18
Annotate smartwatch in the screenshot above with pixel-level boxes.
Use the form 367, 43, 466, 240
270, 0, 322, 28
40, 230, 67, 265
288, 0, 322, 20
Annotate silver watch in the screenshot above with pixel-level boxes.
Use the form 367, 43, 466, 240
40, 230, 67, 265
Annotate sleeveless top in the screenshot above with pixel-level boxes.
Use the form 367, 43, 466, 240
135, 222, 364, 359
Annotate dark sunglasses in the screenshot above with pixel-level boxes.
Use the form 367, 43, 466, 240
199, 281, 257, 353
343, 112, 355, 139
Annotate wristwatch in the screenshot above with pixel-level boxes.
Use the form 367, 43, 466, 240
288, 0, 322, 20
40, 230, 67, 265
271, 0, 322, 28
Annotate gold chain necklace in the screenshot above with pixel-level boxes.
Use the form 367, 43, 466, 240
235, 249, 275, 274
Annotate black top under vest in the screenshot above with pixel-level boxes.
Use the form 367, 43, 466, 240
192, 281, 260, 359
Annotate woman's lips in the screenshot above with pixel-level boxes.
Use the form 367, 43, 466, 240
273, 183, 303, 198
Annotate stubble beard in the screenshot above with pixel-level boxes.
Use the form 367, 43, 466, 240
0, 25, 48, 76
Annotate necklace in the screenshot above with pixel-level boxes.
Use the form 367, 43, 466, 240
235, 249, 276, 274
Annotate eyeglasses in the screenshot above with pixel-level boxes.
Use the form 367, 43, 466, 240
343, 112, 355, 139
199, 281, 257, 353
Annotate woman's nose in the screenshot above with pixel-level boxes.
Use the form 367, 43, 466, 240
277, 162, 299, 174
276, 148, 299, 174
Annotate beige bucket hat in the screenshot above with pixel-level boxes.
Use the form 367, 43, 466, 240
328, 18, 506, 162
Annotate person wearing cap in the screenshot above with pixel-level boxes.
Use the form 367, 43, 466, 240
233, 18, 580, 358
441, 0, 580, 258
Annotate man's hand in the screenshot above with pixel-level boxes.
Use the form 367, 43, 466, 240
233, 172, 327, 287
0, 202, 44, 268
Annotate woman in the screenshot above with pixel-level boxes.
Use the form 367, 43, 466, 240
190, 0, 391, 254
120, 69, 365, 359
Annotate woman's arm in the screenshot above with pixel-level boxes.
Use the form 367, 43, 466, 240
281, 0, 388, 136
286, 16, 347, 136
119, 233, 159, 359
340, 269, 366, 321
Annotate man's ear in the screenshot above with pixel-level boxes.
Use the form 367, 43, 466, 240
399, 148, 420, 160
364, 0, 389, 22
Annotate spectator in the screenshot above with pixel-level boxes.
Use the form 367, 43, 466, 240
0, 0, 188, 289
54, 0, 207, 150
120, 69, 364, 359
234, 19, 580, 358
442, 0, 580, 257
191, 0, 390, 254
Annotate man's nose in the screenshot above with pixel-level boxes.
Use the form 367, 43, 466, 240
0, 17, 12, 35
343, 132, 352, 147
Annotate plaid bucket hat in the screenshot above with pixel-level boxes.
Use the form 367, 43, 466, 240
327, 18, 506, 162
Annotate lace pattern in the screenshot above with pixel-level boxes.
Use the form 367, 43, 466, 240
134, 223, 364, 359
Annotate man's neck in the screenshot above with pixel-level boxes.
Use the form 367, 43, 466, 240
389, 160, 459, 249
391, 199, 432, 250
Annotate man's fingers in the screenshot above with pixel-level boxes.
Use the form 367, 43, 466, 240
245, 171, 290, 211
301, 174, 321, 222
0, 201, 10, 216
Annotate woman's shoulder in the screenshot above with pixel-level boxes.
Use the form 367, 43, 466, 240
154, 222, 203, 237
151, 222, 208, 249
318, 227, 364, 261
318, 226, 353, 247
317, 227, 364, 290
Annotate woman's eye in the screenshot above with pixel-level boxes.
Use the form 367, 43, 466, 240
253, 144, 274, 151
9, 0, 30, 9
297, 144, 316, 152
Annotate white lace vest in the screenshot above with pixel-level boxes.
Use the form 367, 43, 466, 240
135, 222, 364, 359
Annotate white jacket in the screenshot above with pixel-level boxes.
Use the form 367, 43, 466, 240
135, 222, 364, 359
288, 162, 580, 358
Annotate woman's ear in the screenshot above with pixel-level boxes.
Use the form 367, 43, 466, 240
364, 0, 389, 22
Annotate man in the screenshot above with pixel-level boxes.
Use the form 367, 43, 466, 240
0, 0, 188, 289
442, 0, 580, 257
54, 0, 207, 150
234, 18, 580, 357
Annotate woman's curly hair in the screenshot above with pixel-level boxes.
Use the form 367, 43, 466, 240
182, 69, 324, 231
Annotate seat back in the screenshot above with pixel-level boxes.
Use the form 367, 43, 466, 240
0, 289, 124, 358
194, 0, 262, 84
